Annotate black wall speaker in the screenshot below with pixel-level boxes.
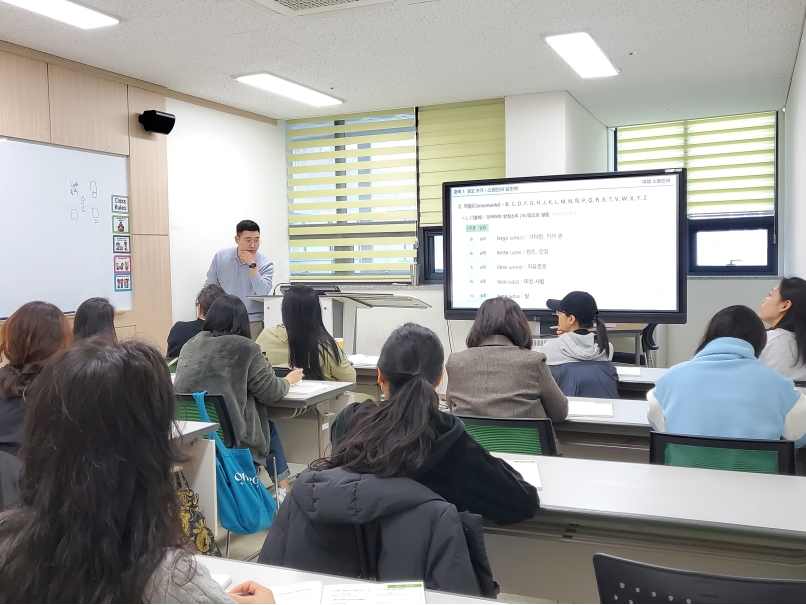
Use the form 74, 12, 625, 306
138, 110, 176, 135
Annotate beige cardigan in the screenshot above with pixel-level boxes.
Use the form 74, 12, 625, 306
446, 335, 568, 421
257, 324, 357, 383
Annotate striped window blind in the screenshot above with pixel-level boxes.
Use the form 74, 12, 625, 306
616, 112, 777, 217
418, 99, 506, 226
286, 110, 417, 282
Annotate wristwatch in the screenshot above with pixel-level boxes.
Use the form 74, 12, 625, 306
248, 262, 257, 269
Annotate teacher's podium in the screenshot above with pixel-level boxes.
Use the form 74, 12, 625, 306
249, 289, 430, 354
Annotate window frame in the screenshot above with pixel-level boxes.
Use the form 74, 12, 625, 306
418, 225, 444, 284
614, 111, 780, 278
688, 215, 777, 276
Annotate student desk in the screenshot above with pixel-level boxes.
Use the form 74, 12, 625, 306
195, 555, 498, 604
485, 454, 806, 603
555, 397, 651, 463
267, 380, 356, 466
174, 421, 219, 536
617, 366, 667, 397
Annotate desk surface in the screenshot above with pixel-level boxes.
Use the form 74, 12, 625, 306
272, 380, 356, 408
174, 421, 218, 445
562, 397, 650, 428
616, 367, 667, 384
494, 453, 806, 538
195, 556, 497, 604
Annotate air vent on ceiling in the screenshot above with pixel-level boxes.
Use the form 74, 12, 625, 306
251, 0, 396, 16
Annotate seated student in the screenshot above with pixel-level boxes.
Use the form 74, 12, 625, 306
446, 296, 567, 421
73, 297, 117, 341
648, 305, 806, 446
758, 277, 806, 381
0, 339, 274, 604
322, 323, 538, 526
540, 291, 618, 399
0, 301, 72, 456
167, 284, 225, 358
174, 294, 302, 499
257, 285, 355, 382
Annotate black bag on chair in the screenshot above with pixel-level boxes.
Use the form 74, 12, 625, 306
175, 469, 222, 557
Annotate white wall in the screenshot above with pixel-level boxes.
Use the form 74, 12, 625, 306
505, 92, 567, 177
166, 99, 289, 322
785, 24, 806, 276
564, 94, 608, 174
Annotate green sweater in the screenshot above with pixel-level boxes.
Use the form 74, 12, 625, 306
174, 332, 289, 465
256, 324, 357, 383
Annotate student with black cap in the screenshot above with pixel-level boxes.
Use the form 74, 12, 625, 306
539, 291, 618, 398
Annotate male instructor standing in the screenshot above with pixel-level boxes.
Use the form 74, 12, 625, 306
205, 220, 274, 340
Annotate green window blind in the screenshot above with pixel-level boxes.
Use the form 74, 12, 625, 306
287, 110, 417, 282
616, 111, 776, 217
418, 99, 506, 226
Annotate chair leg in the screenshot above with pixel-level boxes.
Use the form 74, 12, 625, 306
647, 350, 654, 368
225, 530, 231, 559
273, 457, 280, 505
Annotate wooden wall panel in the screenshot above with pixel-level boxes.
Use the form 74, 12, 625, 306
0, 51, 50, 142
115, 325, 138, 340
131, 235, 172, 352
128, 86, 169, 235
48, 65, 129, 155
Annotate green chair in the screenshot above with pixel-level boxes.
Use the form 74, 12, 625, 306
649, 432, 796, 475
167, 358, 178, 373
455, 415, 558, 456
175, 393, 236, 448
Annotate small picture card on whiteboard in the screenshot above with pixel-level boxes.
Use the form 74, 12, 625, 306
114, 274, 132, 292
113, 235, 130, 253
113, 255, 131, 274
112, 195, 129, 214
113, 215, 129, 234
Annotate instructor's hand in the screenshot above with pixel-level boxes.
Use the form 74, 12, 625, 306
239, 250, 256, 266
286, 367, 304, 385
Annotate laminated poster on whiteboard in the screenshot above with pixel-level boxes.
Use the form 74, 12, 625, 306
0, 138, 133, 317
114, 274, 132, 292
112, 215, 129, 234
113, 255, 132, 274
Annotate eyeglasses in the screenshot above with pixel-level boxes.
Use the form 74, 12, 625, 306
241, 238, 260, 245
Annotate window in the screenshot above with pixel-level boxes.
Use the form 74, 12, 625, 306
286, 110, 417, 282
616, 112, 777, 275
418, 225, 444, 284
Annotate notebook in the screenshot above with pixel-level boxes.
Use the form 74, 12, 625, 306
567, 399, 614, 418
616, 366, 642, 377
270, 580, 426, 604
491, 454, 542, 490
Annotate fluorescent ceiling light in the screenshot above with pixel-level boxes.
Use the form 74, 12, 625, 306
236, 73, 342, 107
0, 0, 118, 29
546, 32, 619, 78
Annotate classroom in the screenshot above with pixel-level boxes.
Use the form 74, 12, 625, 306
2, 0, 806, 603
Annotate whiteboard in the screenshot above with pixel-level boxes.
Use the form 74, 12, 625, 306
0, 138, 132, 318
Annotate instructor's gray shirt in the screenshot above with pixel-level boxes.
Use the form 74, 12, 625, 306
205, 246, 273, 321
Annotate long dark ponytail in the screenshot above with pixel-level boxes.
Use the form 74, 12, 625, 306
594, 316, 610, 355
776, 277, 806, 364
313, 323, 443, 478
282, 285, 342, 380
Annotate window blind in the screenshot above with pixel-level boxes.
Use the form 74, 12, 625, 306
616, 112, 776, 217
286, 109, 417, 282
418, 98, 506, 226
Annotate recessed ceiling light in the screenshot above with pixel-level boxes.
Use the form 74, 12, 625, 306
545, 32, 619, 78
0, 0, 118, 29
235, 73, 342, 107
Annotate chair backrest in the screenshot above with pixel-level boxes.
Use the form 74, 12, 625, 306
593, 553, 806, 604
641, 324, 659, 352
455, 415, 557, 456
175, 393, 237, 449
649, 431, 796, 475
549, 361, 619, 399
167, 358, 178, 372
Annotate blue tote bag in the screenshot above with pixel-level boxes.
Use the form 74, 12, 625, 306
193, 392, 277, 534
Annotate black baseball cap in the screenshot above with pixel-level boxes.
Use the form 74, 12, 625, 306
546, 291, 599, 324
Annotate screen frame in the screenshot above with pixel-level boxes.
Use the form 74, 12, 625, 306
442, 168, 688, 323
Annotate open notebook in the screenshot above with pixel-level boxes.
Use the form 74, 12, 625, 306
269, 581, 425, 604
491, 453, 542, 490
567, 399, 614, 418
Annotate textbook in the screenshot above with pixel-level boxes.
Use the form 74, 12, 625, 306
270, 580, 426, 604
491, 454, 542, 490
567, 399, 614, 418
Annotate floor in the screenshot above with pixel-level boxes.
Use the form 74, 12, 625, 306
219, 462, 557, 603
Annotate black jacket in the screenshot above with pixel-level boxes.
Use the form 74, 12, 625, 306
0, 451, 20, 511
259, 467, 489, 596
331, 400, 538, 526
166, 318, 204, 359
0, 368, 25, 457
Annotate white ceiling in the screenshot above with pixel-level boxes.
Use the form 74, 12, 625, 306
0, 0, 804, 125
